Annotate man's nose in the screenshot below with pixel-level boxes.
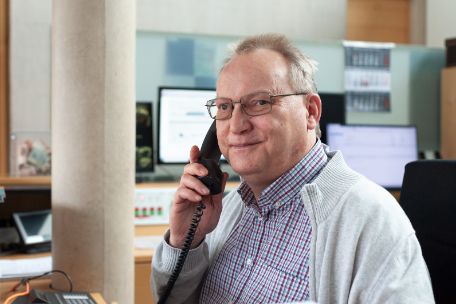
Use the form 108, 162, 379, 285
229, 102, 250, 133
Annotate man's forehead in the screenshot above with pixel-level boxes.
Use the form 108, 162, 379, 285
216, 50, 291, 96
227, 49, 288, 68
221, 50, 289, 79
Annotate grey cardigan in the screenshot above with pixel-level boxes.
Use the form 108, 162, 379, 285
152, 150, 434, 303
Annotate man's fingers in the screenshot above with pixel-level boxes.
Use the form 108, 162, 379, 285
180, 173, 210, 196
175, 187, 203, 203
183, 162, 208, 177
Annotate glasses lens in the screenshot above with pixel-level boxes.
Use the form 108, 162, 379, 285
207, 98, 232, 120
241, 92, 272, 116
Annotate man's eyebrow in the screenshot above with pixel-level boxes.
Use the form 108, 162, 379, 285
216, 90, 273, 100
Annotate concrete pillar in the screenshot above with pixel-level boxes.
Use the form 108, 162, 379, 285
51, 1, 135, 303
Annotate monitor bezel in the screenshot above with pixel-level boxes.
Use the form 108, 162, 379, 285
157, 86, 217, 165
318, 92, 346, 144
326, 123, 419, 191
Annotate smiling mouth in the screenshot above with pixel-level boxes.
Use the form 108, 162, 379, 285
229, 142, 261, 149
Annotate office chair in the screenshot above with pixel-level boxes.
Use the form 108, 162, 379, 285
399, 160, 456, 304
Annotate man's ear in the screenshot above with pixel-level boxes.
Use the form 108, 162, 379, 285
306, 94, 322, 131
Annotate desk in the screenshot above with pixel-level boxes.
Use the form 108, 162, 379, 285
135, 225, 168, 304
1, 252, 148, 304
0, 253, 106, 304
0, 282, 105, 304
0, 253, 52, 302
0, 225, 168, 304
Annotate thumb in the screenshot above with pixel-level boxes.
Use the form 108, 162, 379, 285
189, 145, 200, 163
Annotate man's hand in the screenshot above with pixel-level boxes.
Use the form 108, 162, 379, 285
169, 145, 228, 249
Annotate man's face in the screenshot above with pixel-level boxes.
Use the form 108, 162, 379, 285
216, 49, 320, 187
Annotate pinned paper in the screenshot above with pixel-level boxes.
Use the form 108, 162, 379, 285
0, 187, 5, 203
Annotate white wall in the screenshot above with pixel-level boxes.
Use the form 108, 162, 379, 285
410, 0, 426, 45
9, 0, 347, 138
426, 0, 456, 47
136, 0, 347, 40
10, 0, 52, 133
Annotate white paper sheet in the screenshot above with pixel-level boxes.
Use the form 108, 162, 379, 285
134, 235, 163, 250
0, 256, 52, 278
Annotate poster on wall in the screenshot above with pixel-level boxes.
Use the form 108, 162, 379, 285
10, 132, 51, 176
344, 41, 394, 112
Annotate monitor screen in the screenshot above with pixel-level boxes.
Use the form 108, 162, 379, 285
13, 209, 52, 245
318, 92, 346, 144
326, 124, 418, 189
136, 101, 154, 174
158, 87, 217, 164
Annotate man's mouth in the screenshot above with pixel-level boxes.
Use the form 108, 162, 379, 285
229, 141, 261, 149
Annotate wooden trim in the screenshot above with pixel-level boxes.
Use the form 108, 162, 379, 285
0, 0, 9, 176
0, 175, 51, 187
347, 0, 411, 43
441, 68, 456, 159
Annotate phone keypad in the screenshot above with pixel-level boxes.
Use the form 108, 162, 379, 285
58, 292, 96, 304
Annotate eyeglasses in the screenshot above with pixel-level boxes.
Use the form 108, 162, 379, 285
205, 91, 309, 120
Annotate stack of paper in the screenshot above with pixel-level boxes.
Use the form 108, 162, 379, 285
0, 256, 52, 279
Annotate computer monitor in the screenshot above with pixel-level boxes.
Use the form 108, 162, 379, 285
13, 209, 52, 251
136, 101, 154, 177
158, 87, 216, 164
318, 92, 346, 144
326, 124, 418, 190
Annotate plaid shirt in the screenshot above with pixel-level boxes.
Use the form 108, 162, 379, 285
201, 141, 328, 303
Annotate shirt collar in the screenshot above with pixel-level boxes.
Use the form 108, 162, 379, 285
238, 139, 328, 216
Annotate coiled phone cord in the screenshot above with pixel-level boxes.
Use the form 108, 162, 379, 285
157, 201, 206, 304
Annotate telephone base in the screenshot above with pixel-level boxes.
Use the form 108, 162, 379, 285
13, 289, 96, 304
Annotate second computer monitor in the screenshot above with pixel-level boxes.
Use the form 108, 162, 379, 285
326, 123, 418, 190
318, 92, 346, 144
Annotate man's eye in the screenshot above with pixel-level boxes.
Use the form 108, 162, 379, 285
254, 99, 270, 106
218, 103, 230, 111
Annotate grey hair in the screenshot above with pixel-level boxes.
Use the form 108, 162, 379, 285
222, 33, 319, 93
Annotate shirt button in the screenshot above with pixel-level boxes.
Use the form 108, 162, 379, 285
246, 258, 253, 266
275, 201, 281, 209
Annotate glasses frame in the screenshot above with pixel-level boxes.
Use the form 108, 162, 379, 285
205, 91, 309, 120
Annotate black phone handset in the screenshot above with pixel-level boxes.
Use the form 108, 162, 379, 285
197, 120, 223, 195
158, 121, 222, 304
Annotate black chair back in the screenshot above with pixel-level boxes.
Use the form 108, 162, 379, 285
400, 160, 456, 304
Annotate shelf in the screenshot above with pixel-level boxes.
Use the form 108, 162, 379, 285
0, 176, 51, 187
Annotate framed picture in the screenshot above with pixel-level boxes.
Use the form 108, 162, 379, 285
10, 132, 51, 176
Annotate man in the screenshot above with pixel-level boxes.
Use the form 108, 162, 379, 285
152, 34, 434, 303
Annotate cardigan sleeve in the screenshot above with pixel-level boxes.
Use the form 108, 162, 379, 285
151, 230, 209, 304
366, 232, 435, 304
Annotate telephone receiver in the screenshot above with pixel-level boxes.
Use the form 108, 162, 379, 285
158, 121, 224, 304
197, 121, 223, 195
